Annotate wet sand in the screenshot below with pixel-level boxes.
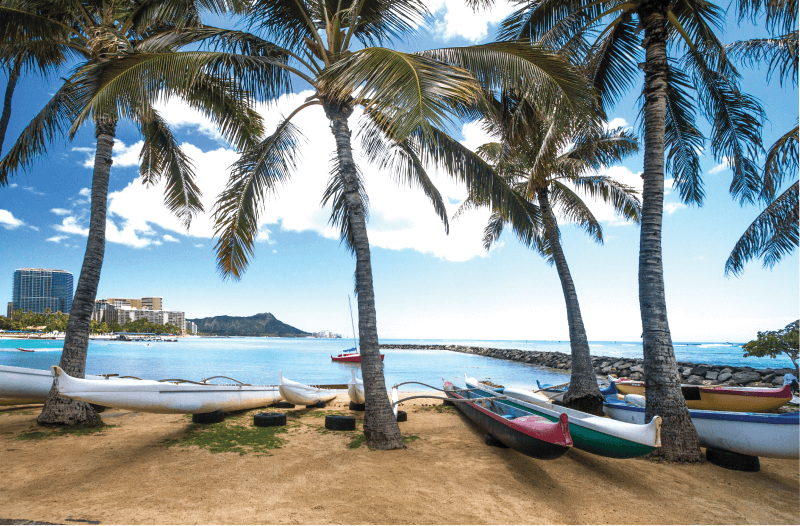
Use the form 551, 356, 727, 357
1, 394, 798, 525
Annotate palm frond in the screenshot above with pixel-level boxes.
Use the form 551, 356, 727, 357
567, 174, 641, 223
320, 155, 370, 256
762, 124, 799, 200
136, 104, 203, 229
735, 0, 797, 36
725, 181, 799, 276
346, 0, 429, 48
726, 32, 798, 88
548, 181, 603, 242
213, 117, 305, 279
587, 17, 641, 112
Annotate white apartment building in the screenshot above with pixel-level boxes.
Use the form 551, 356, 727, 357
92, 297, 186, 333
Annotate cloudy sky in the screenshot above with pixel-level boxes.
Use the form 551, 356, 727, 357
1, 2, 797, 342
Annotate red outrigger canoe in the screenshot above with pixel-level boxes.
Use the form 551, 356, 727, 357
331, 348, 384, 363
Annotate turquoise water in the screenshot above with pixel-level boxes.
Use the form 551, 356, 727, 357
0, 337, 791, 390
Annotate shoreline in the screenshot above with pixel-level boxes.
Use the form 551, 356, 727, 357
380, 343, 797, 388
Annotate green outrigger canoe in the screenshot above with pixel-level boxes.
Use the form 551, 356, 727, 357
465, 376, 661, 459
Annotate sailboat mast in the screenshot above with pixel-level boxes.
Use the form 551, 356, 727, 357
348, 296, 358, 351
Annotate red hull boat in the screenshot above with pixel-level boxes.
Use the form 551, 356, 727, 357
331, 349, 384, 363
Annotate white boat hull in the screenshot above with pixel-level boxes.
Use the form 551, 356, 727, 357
278, 371, 339, 406
52, 366, 281, 414
0, 365, 105, 402
603, 398, 799, 459
348, 370, 365, 405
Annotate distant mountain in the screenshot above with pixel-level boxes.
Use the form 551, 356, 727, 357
187, 312, 309, 337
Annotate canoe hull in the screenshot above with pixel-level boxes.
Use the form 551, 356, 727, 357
444, 381, 571, 460
278, 371, 339, 406
603, 396, 799, 459
0, 365, 105, 402
52, 366, 281, 414
472, 381, 660, 459
347, 371, 365, 405
331, 354, 384, 363
612, 379, 792, 413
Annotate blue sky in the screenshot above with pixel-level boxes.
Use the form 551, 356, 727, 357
0, 2, 797, 342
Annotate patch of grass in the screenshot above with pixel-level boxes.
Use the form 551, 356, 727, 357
16, 424, 113, 441
347, 433, 366, 449
417, 404, 456, 413
164, 412, 298, 455
402, 435, 420, 443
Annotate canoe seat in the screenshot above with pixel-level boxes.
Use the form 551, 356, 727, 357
500, 414, 516, 420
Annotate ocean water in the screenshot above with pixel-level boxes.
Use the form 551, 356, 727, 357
0, 337, 792, 391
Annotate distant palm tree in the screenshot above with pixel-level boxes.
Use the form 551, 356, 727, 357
461, 92, 640, 412
155, 1, 595, 448
0, 0, 262, 426
725, 0, 798, 275
498, 0, 765, 460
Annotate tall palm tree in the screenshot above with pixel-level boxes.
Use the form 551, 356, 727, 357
153, 1, 596, 449
725, 0, 798, 275
461, 93, 640, 412
0, 0, 262, 426
498, 0, 765, 460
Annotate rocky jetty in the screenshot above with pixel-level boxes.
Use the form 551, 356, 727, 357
379, 344, 797, 387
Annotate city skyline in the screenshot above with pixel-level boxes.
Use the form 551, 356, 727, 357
0, 4, 797, 342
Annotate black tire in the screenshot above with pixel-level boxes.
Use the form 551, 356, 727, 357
271, 401, 295, 409
89, 404, 107, 413
307, 401, 327, 409
325, 415, 356, 431
349, 402, 365, 411
192, 410, 225, 424
706, 447, 760, 472
484, 433, 509, 448
254, 413, 286, 427
442, 399, 454, 406
396, 410, 407, 422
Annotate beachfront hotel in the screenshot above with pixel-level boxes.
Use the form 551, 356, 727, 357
92, 296, 191, 333
9, 268, 74, 315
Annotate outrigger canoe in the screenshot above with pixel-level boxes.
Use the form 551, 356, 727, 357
278, 371, 339, 406
466, 376, 661, 459
444, 379, 572, 460
52, 366, 282, 414
348, 370, 365, 405
607, 375, 792, 413
602, 383, 799, 459
0, 364, 108, 405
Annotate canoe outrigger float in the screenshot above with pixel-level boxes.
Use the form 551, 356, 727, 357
278, 371, 340, 406
348, 370, 365, 405
52, 366, 282, 414
466, 376, 661, 459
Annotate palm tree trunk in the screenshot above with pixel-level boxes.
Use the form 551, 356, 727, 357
637, 1, 700, 461
0, 60, 22, 155
326, 105, 404, 450
537, 188, 603, 412
37, 117, 117, 427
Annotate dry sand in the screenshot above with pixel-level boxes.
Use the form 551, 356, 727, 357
1, 394, 798, 525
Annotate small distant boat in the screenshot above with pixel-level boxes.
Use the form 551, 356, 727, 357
602, 383, 799, 459
17, 348, 36, 352
52, 366, 282, 414
331, 348, 384, 363
467, 377, 661, 459
607, 375, 793, 413
444, 379, 572, 460
278, 371, 339, 406
348, 370, 365, 405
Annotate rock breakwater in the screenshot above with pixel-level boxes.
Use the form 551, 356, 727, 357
379, 344, 797, 387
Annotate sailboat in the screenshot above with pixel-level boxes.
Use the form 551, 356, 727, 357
331, 296, 384, 363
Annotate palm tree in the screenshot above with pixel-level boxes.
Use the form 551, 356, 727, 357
461, 93, 640, 412
151, 1, 598, 449
725, 0, 798, 275
498, 0, 765, 460
0, 0, 262, 426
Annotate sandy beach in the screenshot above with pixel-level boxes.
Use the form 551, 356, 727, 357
1, 394, 798, 525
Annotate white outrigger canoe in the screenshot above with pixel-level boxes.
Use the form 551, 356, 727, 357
0, 364, 109, 405
278, 371, 339, 406
466, 376, 661, 459
603, 386, 799, 459
52, 366, 281, 414
348, 370, 365, 405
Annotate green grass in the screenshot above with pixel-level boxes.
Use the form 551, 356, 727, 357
402, 435, 420, 443
16, 424, 113, 441
346, 433, 366, 449
163, 416, 297, 455
417, 404, 456, 413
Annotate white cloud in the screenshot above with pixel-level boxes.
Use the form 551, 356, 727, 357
664, 202, 687, 215
605, 117, 630, 130
79, 188, 90, 196
709, 161, 729, 175
9, 183, 18, 188
153, 99, 226, 142
22, 186, 44, 196
53, 216, 89, 236
0, 209, 25, 229
163, 234, 179, 243
194, 243, 204, 248
427, 0, 515, 41
105, 219, 159, 248
74, 140, 143, 169
51, 208, 71, 216
46, 235, 67, 243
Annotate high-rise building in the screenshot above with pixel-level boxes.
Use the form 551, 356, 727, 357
11, 268, 74, 314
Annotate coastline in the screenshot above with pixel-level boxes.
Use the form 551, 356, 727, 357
380, 344, 797, 388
